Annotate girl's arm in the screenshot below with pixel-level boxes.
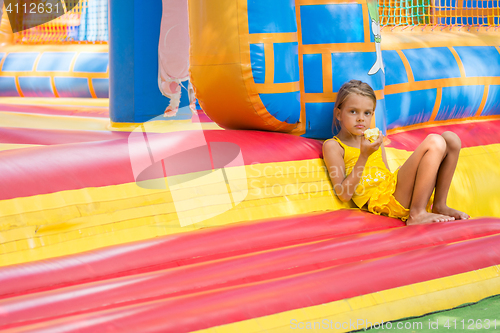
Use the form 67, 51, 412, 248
380, 138, 391, 171
323, 140, 369, 202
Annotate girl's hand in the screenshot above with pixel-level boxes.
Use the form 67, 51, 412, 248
360, 131, 383, 158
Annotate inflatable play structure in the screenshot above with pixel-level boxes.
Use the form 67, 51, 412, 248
0, 0, 499, 332
0, 0, 109, 99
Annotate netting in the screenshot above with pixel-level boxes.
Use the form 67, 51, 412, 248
379, 0, 500, 27
11, 0, 108, 44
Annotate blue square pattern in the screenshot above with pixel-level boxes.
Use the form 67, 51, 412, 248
273, 42, 299, 84
259, 92, 300, 124
248, 0, 297, 34
37, 52, 76, 72
437, 0, 457, 8
73, 53, 109, 73
303, 54, 323, 93
92, 78, 109, 98
481, 85, 500, 116
374, 98, 387, 135
250, 43, 265, 84
331, 52, 384, 92
304, 102, 335, 139
2, 53, 39, 72
0, 77, 20, 97
436, 85, 484, 121
18, 77, 55, 97
55, 77, 92, 98
301, 4, 364, 45
454, 46, 500, 77
382, 50, 409, 86
402, 48, 461, 81
385, 89, 437, 129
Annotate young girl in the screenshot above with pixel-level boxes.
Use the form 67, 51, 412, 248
323, 80, 469, 225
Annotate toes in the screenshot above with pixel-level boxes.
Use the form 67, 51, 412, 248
440, 215, 454, 222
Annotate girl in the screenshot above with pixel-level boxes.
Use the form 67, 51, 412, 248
323, 80, 469, 225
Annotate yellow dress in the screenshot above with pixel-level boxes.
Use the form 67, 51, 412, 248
324, 136, 433, 222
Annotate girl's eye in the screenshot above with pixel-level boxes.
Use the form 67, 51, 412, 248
350, 110, 356, 114
365, 112, 372, 116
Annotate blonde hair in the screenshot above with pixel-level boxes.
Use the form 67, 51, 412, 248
332, 80, 377, 135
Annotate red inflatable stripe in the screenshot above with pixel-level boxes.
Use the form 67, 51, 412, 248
386, 120, 500, 150
0, 210, 402, 299
5, 232, 500, 332
1, 121, 498, 200
0, 104, 109, 118
0, 127, 130, 145
1, 218, 499, 329
0, 130, 322, 200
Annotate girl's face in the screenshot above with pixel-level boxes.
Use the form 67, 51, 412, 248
336, 93, 375, 137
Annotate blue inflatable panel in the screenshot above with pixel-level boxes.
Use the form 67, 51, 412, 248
259, 92, 300, 124
18, 77, 55, 97
303, 54, 323, 93
437, 0, 457, 7
274, 42, 299, 83
375, 98, 387, 135
482, 85, 500, 116
2, 53, 38, 72
385, 89, 437, 129
55, 77, 93, 98
304, 102, 335, 138
250, 43, 265, 84
247, 0, 297, 34
331, 52, 384, 92
92, 78, 110, 98
436, 85, 484, 121
0, 53, 4, 63
454, 46, 500, 77
402, 47, 461, 81
37, 52, 76, 72
369, 16, 375, 43
382, 50, 409, 85
300, 4, 364, 44
0, 77, 20, 97
74, 53, 109, 73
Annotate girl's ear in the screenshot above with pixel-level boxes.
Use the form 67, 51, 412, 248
334, 108, 341, 121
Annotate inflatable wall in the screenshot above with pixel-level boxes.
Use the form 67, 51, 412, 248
0, 2, 110, 98
189, 0, 500, 139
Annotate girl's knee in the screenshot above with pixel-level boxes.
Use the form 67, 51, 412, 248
425, 134, 446, 152
441, 131, 461, 150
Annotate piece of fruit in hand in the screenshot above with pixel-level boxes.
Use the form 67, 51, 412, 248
364, 128, 380, 142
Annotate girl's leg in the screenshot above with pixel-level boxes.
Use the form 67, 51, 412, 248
392, 134, 455, 225
431, 131, 469, 219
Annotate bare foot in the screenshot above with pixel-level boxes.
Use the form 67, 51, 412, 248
432, 204, 470, 220
406, 211, 455, 225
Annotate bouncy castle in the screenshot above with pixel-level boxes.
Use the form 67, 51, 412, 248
0, 0, 500, 331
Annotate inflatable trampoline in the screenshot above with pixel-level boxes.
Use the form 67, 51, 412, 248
0, 0, 499, 332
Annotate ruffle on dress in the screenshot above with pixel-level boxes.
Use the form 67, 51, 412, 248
367, 169, 434, 222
